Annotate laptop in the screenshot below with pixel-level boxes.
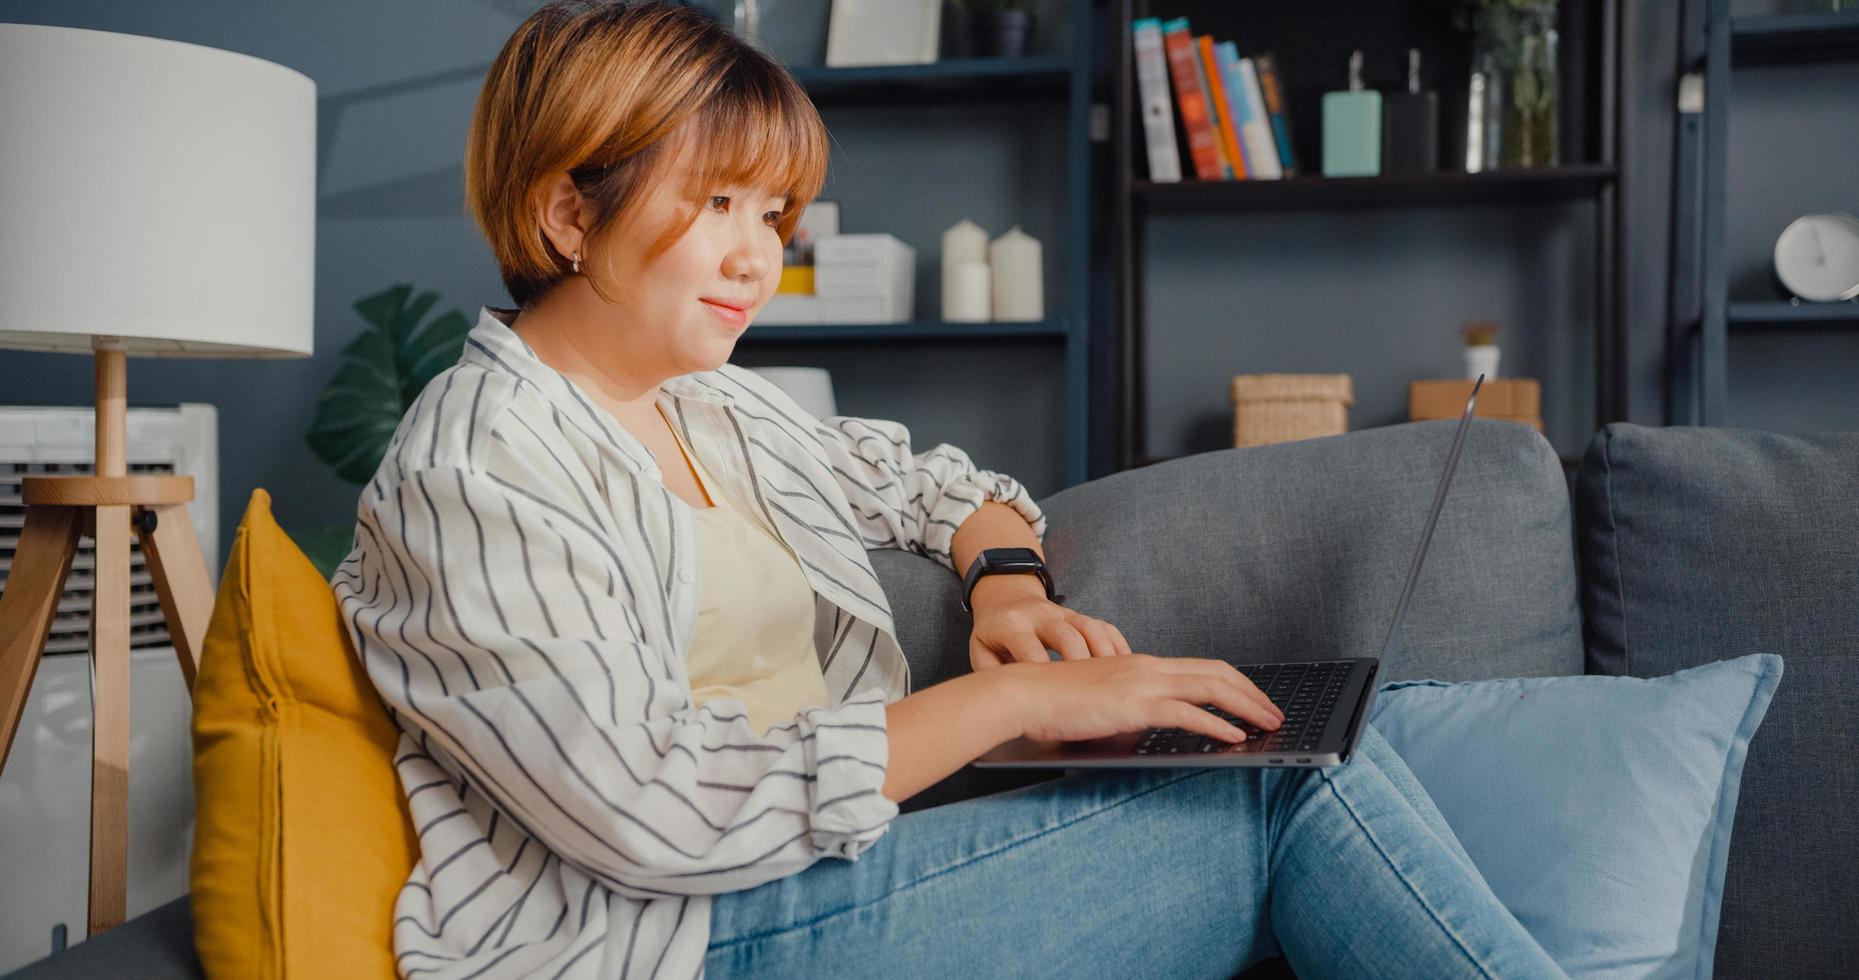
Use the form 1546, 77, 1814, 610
972, 374, 1486, 771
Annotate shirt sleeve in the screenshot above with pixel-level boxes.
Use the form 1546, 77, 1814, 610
342, 461, 899, 900
814, 414, 1047, 572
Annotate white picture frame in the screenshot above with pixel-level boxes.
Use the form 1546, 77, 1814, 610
825, 0, 940, 67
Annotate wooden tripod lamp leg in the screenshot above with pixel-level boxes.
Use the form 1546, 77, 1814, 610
88, 344, 132, 935
88, 501, 134, 935
138, 502, 214, 690
0, 506, 83, 778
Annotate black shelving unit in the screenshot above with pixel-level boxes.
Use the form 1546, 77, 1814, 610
740, 8, 1096, 489
1668, 4, 1859, 426
1110, 0, 1628, 470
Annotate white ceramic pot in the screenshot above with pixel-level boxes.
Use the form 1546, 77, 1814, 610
1464, 344, 1501, 380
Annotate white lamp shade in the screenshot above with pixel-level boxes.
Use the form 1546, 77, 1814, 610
0, 24, 316, 357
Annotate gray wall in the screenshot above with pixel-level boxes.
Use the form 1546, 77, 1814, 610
1, 0, 1851, 573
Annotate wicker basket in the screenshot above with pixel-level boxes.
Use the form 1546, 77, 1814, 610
1229, 373, 1354, 448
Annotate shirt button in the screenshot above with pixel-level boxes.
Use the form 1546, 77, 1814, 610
677, 566, 695, 584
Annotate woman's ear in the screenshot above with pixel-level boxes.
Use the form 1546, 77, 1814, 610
534, 172, 590, 261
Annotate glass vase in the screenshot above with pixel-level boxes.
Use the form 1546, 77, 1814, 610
1473, 3, 1560, 169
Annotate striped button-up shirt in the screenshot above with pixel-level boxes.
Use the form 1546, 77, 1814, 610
332, 306, 1045, 979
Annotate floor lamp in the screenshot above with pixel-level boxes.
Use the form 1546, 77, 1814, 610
0, 24, 315, 936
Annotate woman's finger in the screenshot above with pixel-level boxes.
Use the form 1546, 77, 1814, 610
1166, 700, 1247, 744
1002, 634, 1050, 665
1036, 619, 1092, 661
1189, 673, 1281, 731
1071, 615, 1122, 659
1105, 622, 1134, 657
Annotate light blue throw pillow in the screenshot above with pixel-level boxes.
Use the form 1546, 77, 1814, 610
1368, 654, 1782, 980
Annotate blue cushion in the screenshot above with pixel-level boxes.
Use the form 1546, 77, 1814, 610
1368, 654, 1782, 979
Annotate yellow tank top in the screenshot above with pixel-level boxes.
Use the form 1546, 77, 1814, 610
661, 407, 830, 735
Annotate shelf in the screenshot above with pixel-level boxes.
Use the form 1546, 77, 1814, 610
1133, 165, 1618, 214
789, 56, 1072, 107
1727, 300, 1859, 329
1732, 12, 1859, 65
741, 320, 1068, 343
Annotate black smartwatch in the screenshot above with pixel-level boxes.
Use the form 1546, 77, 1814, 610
961, 547, 1062, 614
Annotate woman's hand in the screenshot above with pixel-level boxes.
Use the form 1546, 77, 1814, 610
999, 654, 1286, 745
967, 575, 1132, 672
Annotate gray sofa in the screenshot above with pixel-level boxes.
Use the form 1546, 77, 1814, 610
10, 419, 1852, 979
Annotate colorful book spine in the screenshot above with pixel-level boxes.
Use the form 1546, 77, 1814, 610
1237, 57, 1284, 179
1214, 42, 1256, 180
1253, 52, 1300, 177
1160, 18, 1225, 181
1130, 19, 1182, 183
1198, 35, 1247, 178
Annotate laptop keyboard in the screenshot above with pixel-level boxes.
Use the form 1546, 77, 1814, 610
1133, 661, 1356, 756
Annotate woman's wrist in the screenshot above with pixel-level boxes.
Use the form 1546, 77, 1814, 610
983, 662, 1038, 741
967, 571, 1048, 612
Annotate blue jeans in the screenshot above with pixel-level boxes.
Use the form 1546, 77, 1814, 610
704, 726, 1564, 979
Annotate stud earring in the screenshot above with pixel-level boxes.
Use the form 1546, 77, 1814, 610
571, 250, 582, 274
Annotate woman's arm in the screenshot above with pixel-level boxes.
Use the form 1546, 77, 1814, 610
880, 668, 1024, 804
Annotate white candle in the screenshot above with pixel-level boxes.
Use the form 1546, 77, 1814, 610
989, 225, 1043, 321
942, 219, 988, 319
944, 260, 991, 321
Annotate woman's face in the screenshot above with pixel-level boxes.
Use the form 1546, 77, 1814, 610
596, 164, 789, 377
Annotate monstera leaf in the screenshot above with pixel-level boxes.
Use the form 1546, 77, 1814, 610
307, 284, 472, 484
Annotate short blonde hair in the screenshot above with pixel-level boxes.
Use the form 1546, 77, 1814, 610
464, 0, 829, 307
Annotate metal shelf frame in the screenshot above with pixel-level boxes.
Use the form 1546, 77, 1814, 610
1670, 3, 1859, 426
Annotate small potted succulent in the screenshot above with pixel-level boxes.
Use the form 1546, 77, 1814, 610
957, 0, 1035, 59
1461, 320, 1502, 380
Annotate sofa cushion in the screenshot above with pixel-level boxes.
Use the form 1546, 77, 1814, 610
1370, 654, 1782, 980
1576, 423, 1859, 979
188, 489, 415, 978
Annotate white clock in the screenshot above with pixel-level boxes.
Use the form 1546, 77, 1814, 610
1774, 211, 1859, 303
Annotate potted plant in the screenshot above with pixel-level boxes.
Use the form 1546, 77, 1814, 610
956, 0, 1035, 59
1461, 320, 1502, 380
298, 284, 472, 577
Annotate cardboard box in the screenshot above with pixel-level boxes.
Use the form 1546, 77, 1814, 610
1409, 378, 1543, 433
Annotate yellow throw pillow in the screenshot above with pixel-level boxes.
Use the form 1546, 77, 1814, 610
190, 488, 415, 978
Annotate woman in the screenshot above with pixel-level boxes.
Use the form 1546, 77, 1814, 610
334, 2, 1565, 977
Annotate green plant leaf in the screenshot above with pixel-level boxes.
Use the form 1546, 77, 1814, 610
294, 521, 358, 581
306, 284, 472, 485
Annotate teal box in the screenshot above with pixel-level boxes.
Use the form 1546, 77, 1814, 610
1322, 91, 1383, 177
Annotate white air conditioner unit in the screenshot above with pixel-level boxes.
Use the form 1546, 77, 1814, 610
0, 403, 216, 973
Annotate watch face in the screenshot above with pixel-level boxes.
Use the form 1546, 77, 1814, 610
983, 547, 1041, 567
1774, 212, 1859, 302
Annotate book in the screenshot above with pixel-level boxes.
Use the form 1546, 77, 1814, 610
1160, 18, 1225, 181
1252, 52, 1300, 177
1197, 35, 1247, 179
1189, 35, 1234, 178
1130, 19, 1182, 183
1236, 57, 1284, 179
1213, 42, 1256, 180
